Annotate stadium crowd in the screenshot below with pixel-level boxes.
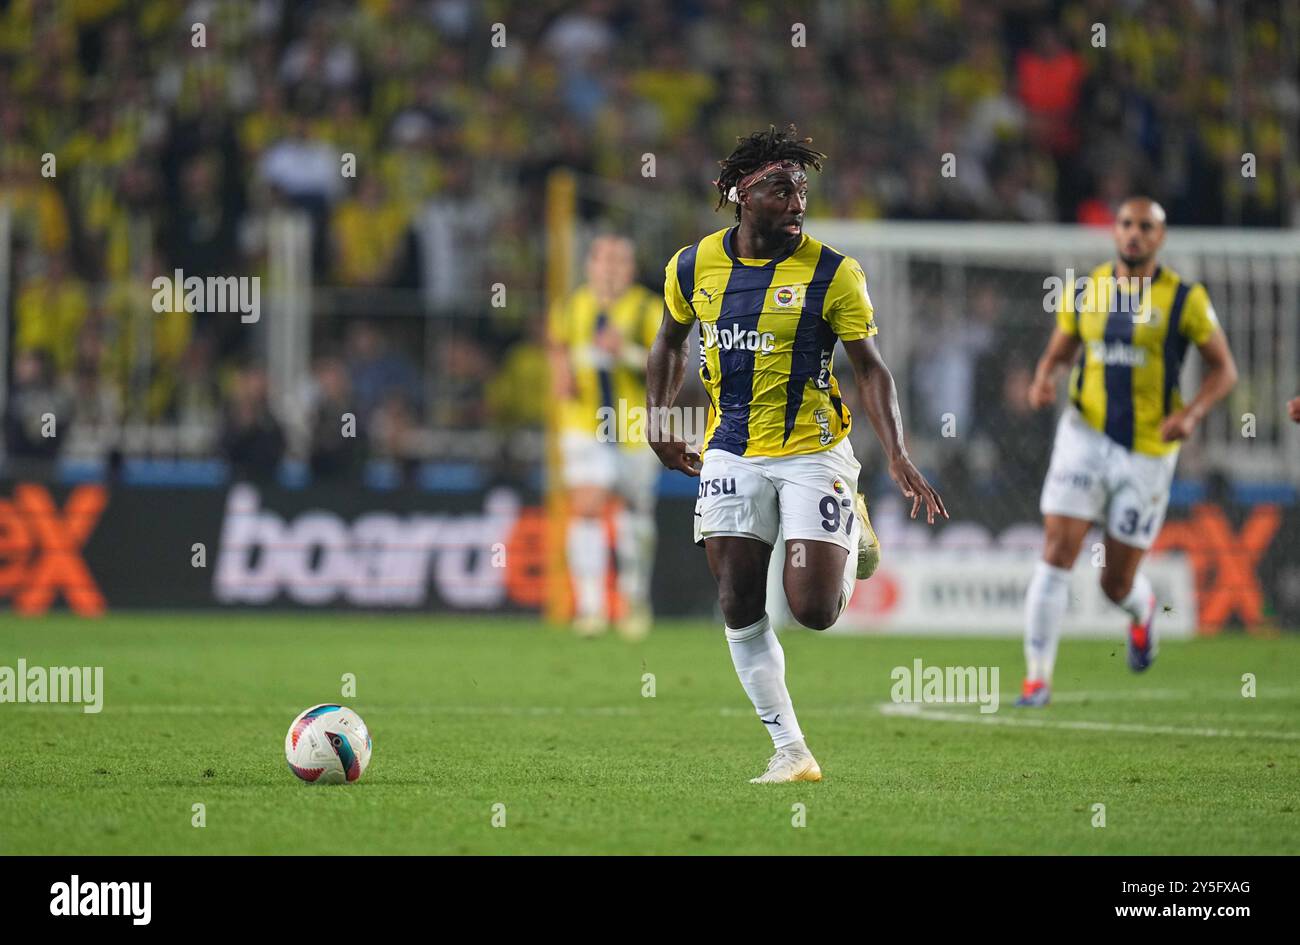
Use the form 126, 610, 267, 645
1, 0, 1294, 477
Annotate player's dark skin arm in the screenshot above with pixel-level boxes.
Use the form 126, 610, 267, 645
841, 337, 948, 524
646, 308, 702, 475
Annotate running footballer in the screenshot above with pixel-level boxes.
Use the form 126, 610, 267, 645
1017, 197, 1238, 706
646, 125, 947, 784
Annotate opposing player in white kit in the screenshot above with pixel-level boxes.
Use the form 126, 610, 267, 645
1019, 198, 1238, 706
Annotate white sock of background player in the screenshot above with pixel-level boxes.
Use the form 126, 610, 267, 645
614, 508, 655, 614
1024, 561, 1071, 683
1116, 572, 1156, 625
567, 516, 608, 623
725, 614, 805, 750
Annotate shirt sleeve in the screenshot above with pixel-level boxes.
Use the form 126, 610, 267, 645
1056, 289, 1079, 336
1056, 270, 1085, 336
663, 248, 696, 325
823, 257, 877, 341
1179, 283, 1220, 346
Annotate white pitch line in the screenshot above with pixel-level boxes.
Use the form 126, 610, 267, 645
1050, 686, 1300, 703
877, 702, 1300, 741
4, 703, 646, 717
11, 697, 1299, 739
1049, 689, 1200, 702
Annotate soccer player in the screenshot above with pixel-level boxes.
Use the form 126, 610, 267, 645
550, 235, 663, 639
1018, 197, 1239, 706
646, 126, 947, 783
1288, 396, 1300, 423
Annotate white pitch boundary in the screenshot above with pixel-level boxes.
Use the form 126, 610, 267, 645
11, 692, 1300, 742
877, 702, 1300, 740
4, 703, 644, 716
1048, 685, 1300, 702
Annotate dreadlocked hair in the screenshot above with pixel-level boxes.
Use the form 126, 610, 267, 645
714, 124, 827, 221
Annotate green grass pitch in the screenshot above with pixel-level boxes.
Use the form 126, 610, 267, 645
2, 613, 1297, 855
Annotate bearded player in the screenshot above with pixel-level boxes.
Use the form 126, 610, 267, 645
1017, 197, 1238, 706
646, 126, 947, 783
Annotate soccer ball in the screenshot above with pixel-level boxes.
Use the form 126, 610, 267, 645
285, 704, 372, 784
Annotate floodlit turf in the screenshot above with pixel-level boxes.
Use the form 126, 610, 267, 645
1, 613, 1297, 855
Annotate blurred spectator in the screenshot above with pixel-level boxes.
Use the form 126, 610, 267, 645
102, 259, 194, 420
161, 154, 241, 278
1076, 166, 1134, 227
0, 102, 71, 254
220, 365, 285, 481
433, 334, 490, 429
307, 353, 367, 481
330, 175, 411, 287
370, 390, 420, 464
14, 253, 89, 374
486, 317, 548, 432
172, 336, 222, 435
279, 13, 360, 97
5, 351, 70, 463
1, 0, 1295, 479
257, 113, 344, 209
891, 156, 972, 221
1017, 24, 1087, 160
344, 321, 422, 426
416, 158, 490, 307
65, 323, 123, 459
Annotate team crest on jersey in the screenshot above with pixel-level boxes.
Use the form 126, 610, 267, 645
772, 285, 803, 308
1136, 304, 1163, 326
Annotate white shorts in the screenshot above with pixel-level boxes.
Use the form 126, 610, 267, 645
693, 437, 862, 552
561, 432, 660, 512
1040, 408, 1178, 551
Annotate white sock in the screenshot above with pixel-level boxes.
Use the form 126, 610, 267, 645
567, 517, 608, 621
725, 614, 804, 749
614, 509, 655, 613
836, 540, 859, 620
767, 529, 789, 632
1025, 561, 1071, 684
1117, 572, 1155, 624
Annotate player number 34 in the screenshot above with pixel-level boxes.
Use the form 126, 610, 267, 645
1117, 507, 1157, 538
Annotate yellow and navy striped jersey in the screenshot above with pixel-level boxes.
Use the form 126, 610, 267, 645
664, 227, 876, 458
549, 282, 660, 445
1059, 262, 1220, 457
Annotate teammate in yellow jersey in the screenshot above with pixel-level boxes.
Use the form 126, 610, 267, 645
1017, 197, 1239, 707
646, 125, 947, 783
550, 235, 663, 640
